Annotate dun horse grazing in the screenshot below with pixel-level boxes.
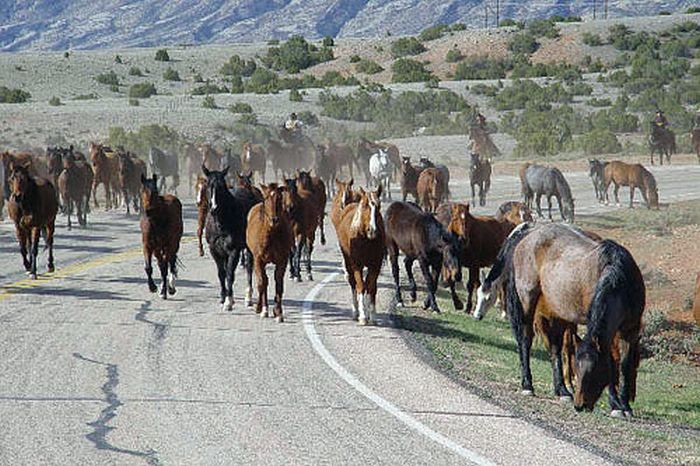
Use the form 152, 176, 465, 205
588, 159, 608, 204
246, 184, 294, 322
195, 176, 208, 257
369, 149, 392, 199
240, 142, 266, 182
385, 201, 461, 313
520, 163, 575, 223
603, 161, 659, 209
336, 187, 386, 325
648, 123, 674, 165
399, 157, 421, 202
203, 166, 255, 311
140, 174, 183, 299
469, 153, 491, 207
89, 143, 120, 209
148, 147, 180, 194
416, 167, 446, 213
474, 223, 645, 416
117, 152, 146, 215
7, 163, 58, 278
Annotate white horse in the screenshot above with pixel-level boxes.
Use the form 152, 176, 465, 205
369, 149, 392, 200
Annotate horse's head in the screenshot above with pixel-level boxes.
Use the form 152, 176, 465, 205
260, 183, 285, 228
334, 177, 356, 209
473, 270, 497, 320
195, 176, 208, 207
8, 162, 31, 204
202, 164, 229, 214
351, 187, 382, 240
296, 170, 313, 191
237, 171, 254, 190
502, 202, 533, 225
419, 156, 433, 168
470, 153, 481, 172
140, 173, 159, 210
88, 142, 102, 162
440, 231, 462, 284
400, 156, 412, 172
47, 147, 62, 174
242, 142, 252, 162
574, 339, 610, 412
448, 203, 471, 242
62, 152, 76, 170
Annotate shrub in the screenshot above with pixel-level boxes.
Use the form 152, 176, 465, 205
445, 49, 463, 63
228, 102, 253, 114
115, 55, 123, 64
202, 96, 218, 109
239, 113, 258, 125
108, 124, 181, 156
129, 66, 143, 76
128, 98, 140, 106
48, 96, 61, 106
191, 83, 229, 95
128, 82, 157, 98
660, 39, 690, 58
508, 33, 539, 54
390, 37, 426, 58
527, 19, 559, 39
95, 71, 120, 86
155, 49, 170, 62
658, 11, 671, 16
73, 93, 98, 100
470, 83, 499, 96
578, 128, 622, 154
298, 110, 319, 126
588, 109, 639, 132
64, 51, 70, 59
550, 15, 581, 23
391, 58, 434, 83
322, 36, 334, 47
261, 35, 333, 73
454, 56, 509, 80
267, 39, 279, 45
687, 7, 700, 13
425, 77, 440, 89
499, 19, 524, 28
289, 88, 303, 102
220, 55, 257, 77
419, 24, 449, 42
162, 67, 181, 81
109, 84, 120, 93
494, 80, 572, 111
349, 54, 361, 63
244, 68, 280, 93
229, 75, 244, 93
0, 87, 31, 103
568, 82, 593, 96
356, 59, 384, 74
193, 73, 204, 83
582, 32, 603, 46
587, 97, 611, 107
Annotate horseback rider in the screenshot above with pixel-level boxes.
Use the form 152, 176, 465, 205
475, 112, 487, 129
653, 109, 669, 129
284, 112, 303, 142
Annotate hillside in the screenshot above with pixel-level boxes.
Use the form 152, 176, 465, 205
0, 0, 698, 51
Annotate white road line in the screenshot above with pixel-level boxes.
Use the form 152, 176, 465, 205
302, 272, 494, 466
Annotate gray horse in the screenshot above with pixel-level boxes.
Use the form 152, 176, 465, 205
520, 163, 574, 223
149, 147, 180, 194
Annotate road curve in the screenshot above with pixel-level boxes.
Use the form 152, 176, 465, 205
0, 163, 698, 465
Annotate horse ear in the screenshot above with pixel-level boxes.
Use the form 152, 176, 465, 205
152, 174, 157, 183
222, 165, 229, 177
376, 183, 383, 198
141, 173, 147, 185
348, 177, 354, 186
201, 164, 210, 177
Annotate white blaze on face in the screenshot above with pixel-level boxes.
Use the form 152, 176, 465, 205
210, 187, 218, 211
351, 204, 363, 231
245, 147, 251, 162
196, 185, 203, 205
473, 285, 493, 320
368, 202, 378, 239
342, 189, 348, 207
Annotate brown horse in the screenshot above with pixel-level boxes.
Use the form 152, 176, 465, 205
320, 142, 355, 178
246, 183, 294, 322
140, 174, 183, 299
648, 123, 674, 165
336, 187, 386, 324
475, 223, 645, 416
416, 167, 446, 213
117, 151, 147, 214
469, 153, 492, 207
285, 171, 326, 281
268, 138, 316, 179
58, 153, 89, 229
603, 161, 658, 209
7, 163, 58, 278
399, 157, 422, 202
494, 201, 534, 224
183, 142, 202, 193
330, 178, 360, 230
240, 142, 266, 182
315, 146, 337, 197
691, 128, 700, 165
195, 176, 208, 257
199, 143, 223, 171
89, 143, 121, 209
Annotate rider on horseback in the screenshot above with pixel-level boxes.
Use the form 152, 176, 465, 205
475, 112, 487, 129
653, 109, 669, 129
284, 112, 303, 142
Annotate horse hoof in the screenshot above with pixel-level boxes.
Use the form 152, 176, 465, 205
261, 306, 269, 318
521, 389, 534, 397
160, 292, 167, 300
47, 266, 55, 273
454, 301, 464, 311
358, 318, 369, 326
307, 275, 314, 281
168, 287, 176, 295
623, 410, 633, 418
275, 315, 284, 323
610, 409, 625, 419
559, 395, 573, 404
352, 312, 359, 321
295, 276, 302, 283
30, 273, 37, 280
149, 284, 158, 293
222, 296, 233, 312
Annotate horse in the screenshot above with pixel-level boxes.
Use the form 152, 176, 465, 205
148, 146, 180, 194
588, 159, 608, 204
399, 157, 421, 202
2, 151, 49, 202
336, 187, 386, 325
418, 156, 450, 198
469, 153, 491, 207
648, 123, 674, 166
469, 125, 501, 158
89, 143, 121, 209
202, 165, 255, 311
319, 142, 355, 178
436, 201, 527, 312
330, 178, 360, 230
268, 139, 315, 179
195, 176, 208, 257
46, 146, 65, 193
315, 145, 337, 197
7, 163, 58, 279
357, 138, 400, 184
474, 222, 645, 416
117, 151, 146, 215
246, 183, 294, 322
694, 273, 700, 326
369, 149, 392, 199
139, 174, 183, 299
603, 161, 658, 209
416, 168, 446, 213
199, 143, 223, 171
240, 142, 266, 183
494, 201, 534, 224
691, 128, 700, 165
183, 142, 202, 194
520, 163, 575, 223
58, 153, 89, 229
385, 201, 461, 313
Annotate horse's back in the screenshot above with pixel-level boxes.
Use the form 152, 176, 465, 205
693, 273, 700, 326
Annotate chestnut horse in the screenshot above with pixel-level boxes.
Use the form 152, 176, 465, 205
195, 176, 208, 257
246, 183, 294, 322
240, 142, 266, 182
603, 161, 659, 209
336, 187, 386, 325
399, 157, 422, 202
330, 178, 360, 230
416, 167, 446, 213
7, 163, 58, 278
385, 201, 461, 313
89, 143, 120, 209
474, 223, 645, 416
140, 174, 183, 299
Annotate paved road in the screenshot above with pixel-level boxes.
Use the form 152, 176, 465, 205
0, 164, 698, 465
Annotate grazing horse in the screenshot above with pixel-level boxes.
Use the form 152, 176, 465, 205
148, 146, 180, 194
117, 152, 146, 215
648, 123, 674, 165
603, 161, 659, 209
520, 163, 575, 223
385, 201, 461, 313
246, 184, 294, 322
203, 166, 255, 311
140, 174, 183, 299
7, 163, 58, 278
588, 159, 608, 204
416, 167, 446, 213
336, 187, 386, 325
469, 153, 491, 207
691, 128, 700, 165
399, 157, 422, 202
195, 176, 208, 257
240, 142, 266, 182
89, 143, 121, 209
369, 149, 392, 199
474, 223, 645, 416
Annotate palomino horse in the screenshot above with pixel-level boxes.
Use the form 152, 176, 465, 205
416, 167, 446, 213
140, 174, 183, 299
648, 123, 675, 165
148, 146, 180, 194
336, 187, 386, 325
588, 159, 608, 204
7, 163, 58, 278
246, 183, 294, 322
691, 128, 700, 165
195, 176, 208, 257
520, 163, 575, 223
399, 157, 421, 202
202, 166, 256, 311
369, 149, 392, 199
385, 201, 461, 313
469, 153, 491, 207
474, 223, 645, 416
89, 143, 120, 209
240, 142, 266, 182
603, 161, 659, 209
117, 152, 147, 215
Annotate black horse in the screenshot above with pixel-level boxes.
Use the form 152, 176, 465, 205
202, 165, 256, 311
149, 147, 180, 194
648, 123, 675, 166
520, 163, 575, 223
469, 153, 491, 207
588, 159, 608, 204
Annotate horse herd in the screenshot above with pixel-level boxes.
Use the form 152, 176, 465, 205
1, 135, 670, 418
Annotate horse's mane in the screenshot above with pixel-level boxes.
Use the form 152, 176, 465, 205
482, 222, 533, 292
550, 167, 573, 201
642, 168, 657, 191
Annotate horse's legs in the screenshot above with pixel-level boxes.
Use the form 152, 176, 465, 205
197, 216, 205, 257
365, 265, 381, 324
419, 256, 440, 313
29, 227, 41, 279
343, 254, 360, 320
144, 250, 157, 293
506, 278, 535, 394
404, 256, 417, 302
319, 212, 326, 246
16, 227, 30, 272
447, 276, 464, 311
224, 249, 241, 311
167, 254, 178, 295
244, 249, 253, 307
45, 220, 55, 273
465, 266, 480, 314
544, 319, 573, 399
305, 233, 315, 281
388, 244, 403, 307
158, 257, 169, 300
215, 255, 227, 305
66, 198, 73, 231
353, 267, 368, 325
546, 195, 554, 221
471, 182, 476, 205
555, 195, 565, 221
293, 237, 304, 282
273, 259, 285, 322
616, 332, 640, 417
535, 193, 543, 219
254, 259, 269, 317
76, 195, 84, 228
629, 184, 635, 209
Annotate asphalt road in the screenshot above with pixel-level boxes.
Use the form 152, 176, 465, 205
1, 163, 699, 465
